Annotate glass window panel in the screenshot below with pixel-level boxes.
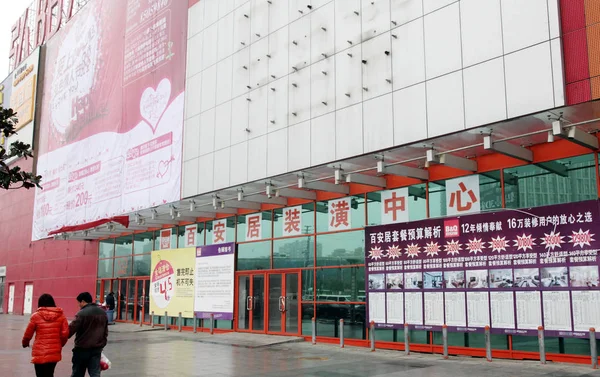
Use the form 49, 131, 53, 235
133, 254, 151, 276
115, 236, 133, 257
479, 171, 502, 211
236, 211, 273, 242
315, 266, 365, 301
99, 240, 114, 259
95, 281, 101, 303
366, 185, 427, 226
206, 218, 236, 245
236, 241, 271, 270
273, 203, 315, 238
316, 231, 365, 266
428, 181, 446, 218
504, 154, 596, 208
134, 232, 154, 254
114, 257, 133, 277
273, 236, 314, 269
301, 304, 313, 335
153, 227, 178, 249
301, 270, 314, 301
316, 196, 366, 232
314, 304, 365, 339
177, 223, 206, 247
97, 259, 114, 278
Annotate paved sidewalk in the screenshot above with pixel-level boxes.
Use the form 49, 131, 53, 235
2, 314, 600, 376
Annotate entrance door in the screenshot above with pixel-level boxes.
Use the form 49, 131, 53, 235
236, 274, 265, 332
236, 271, 300, 335
8, 284, 14, 313
23, 284, 33, 315
135, 279, 151, 324
267, 272, 300, 335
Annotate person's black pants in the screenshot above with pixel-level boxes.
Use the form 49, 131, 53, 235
34, 362, 57, 377
71, 349, 102, 377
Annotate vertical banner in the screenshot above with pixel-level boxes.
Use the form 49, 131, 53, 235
159, 229, 172, 250
381, 188, 409, 224
150, 248, 196, 318
194, 243, 235, 320
245, 213, 262, 241
212, 219, 227, 244
31, 0, 189, 240
184, 224, 198, 247
329, 197, 352, 231
282, 206, 303, 236
446, 175, 481, 216
365, 200, 600, 339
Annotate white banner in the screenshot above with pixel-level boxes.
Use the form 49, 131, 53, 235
212, 219, 227, 244
184, 224, 198, 247
446, 175, 481, 216
194, 243, 235, 320
245, 213, 262, 241
282, 206, 303, 236
380, 188, 409, 224
328, 197, 352, 231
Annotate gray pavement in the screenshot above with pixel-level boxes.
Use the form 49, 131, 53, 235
2, 315, 600, 376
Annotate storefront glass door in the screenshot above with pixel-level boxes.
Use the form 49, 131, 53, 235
236, 271, 300, 335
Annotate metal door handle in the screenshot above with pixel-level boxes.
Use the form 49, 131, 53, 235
279, 296, 286, 312
246, 296, 252, 311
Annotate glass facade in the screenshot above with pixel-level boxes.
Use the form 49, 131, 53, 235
95, 153, 600, 358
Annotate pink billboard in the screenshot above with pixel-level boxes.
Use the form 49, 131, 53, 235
32, 0, 188, 240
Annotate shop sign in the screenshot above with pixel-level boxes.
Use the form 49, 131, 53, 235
0, 266, 6, 277
184, 224, 197, 247
194, 243, 235, 320
328, 197, 352, 231
365, 199, 600, 338
159, 229, 172, 250
446, 175, 481, 216
245, 213, 262, 241
381, 188, 409, 225
282, 206, 303, 236
31, 0, 189, 240
212, 219, 227, 244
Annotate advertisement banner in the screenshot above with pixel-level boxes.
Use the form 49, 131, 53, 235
194, 243, 235, 320
0, 47, 40, 160
31, 0, 188, 240
365, 200, 600, 338
329, 197, 352, 231
380, 188, 409, 225
150, 248, 196, 318
184, 224, 198, 247
282, 206, 303, 236
446, 175, 480, 216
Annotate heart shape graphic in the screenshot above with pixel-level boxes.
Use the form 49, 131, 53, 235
140, 78, 172, 133
157, 159, 171, 178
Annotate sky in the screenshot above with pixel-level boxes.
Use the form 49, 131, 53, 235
0, 0, 31, 77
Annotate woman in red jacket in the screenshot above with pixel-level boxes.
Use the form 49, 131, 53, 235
22, 294, 69, 377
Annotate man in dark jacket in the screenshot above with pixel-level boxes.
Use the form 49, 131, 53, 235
105, 292, 115, 311
69, 292, 108, 377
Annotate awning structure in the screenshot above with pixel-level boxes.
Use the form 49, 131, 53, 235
55, 100, 600, 241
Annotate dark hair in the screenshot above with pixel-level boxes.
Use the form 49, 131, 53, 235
76, 292, 93, 304
38, 294, 56, 308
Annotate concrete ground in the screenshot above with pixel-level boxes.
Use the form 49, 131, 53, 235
1, 315, 600, 377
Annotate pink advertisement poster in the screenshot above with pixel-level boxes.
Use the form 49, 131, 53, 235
32, 0, 188, 240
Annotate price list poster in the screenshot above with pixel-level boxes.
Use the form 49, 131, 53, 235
365, 200, 600, 338
31, 0, 188, 240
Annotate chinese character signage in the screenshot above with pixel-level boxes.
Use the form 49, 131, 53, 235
283, 206, 303, 236
365, 200, 600, 338
329, 197, 352, 231
159, 229, 172, 250
184, 225, 197, 247
212, 219, 227, 244
381, 188, 409, 225
446, 175, 480, 216
194, 243, 235, 320
246, 214, 262, 241
150, 248, 196, 318
31, 0, 189, 240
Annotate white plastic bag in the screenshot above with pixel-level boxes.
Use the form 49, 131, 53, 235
100, 352, 112, 371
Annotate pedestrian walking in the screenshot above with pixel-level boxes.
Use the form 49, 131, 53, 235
68, 292, 108, 377
22, 293, 69, 377
105, 292, 115, 324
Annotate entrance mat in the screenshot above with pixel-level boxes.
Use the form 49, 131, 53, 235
185, 333, 304, 349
